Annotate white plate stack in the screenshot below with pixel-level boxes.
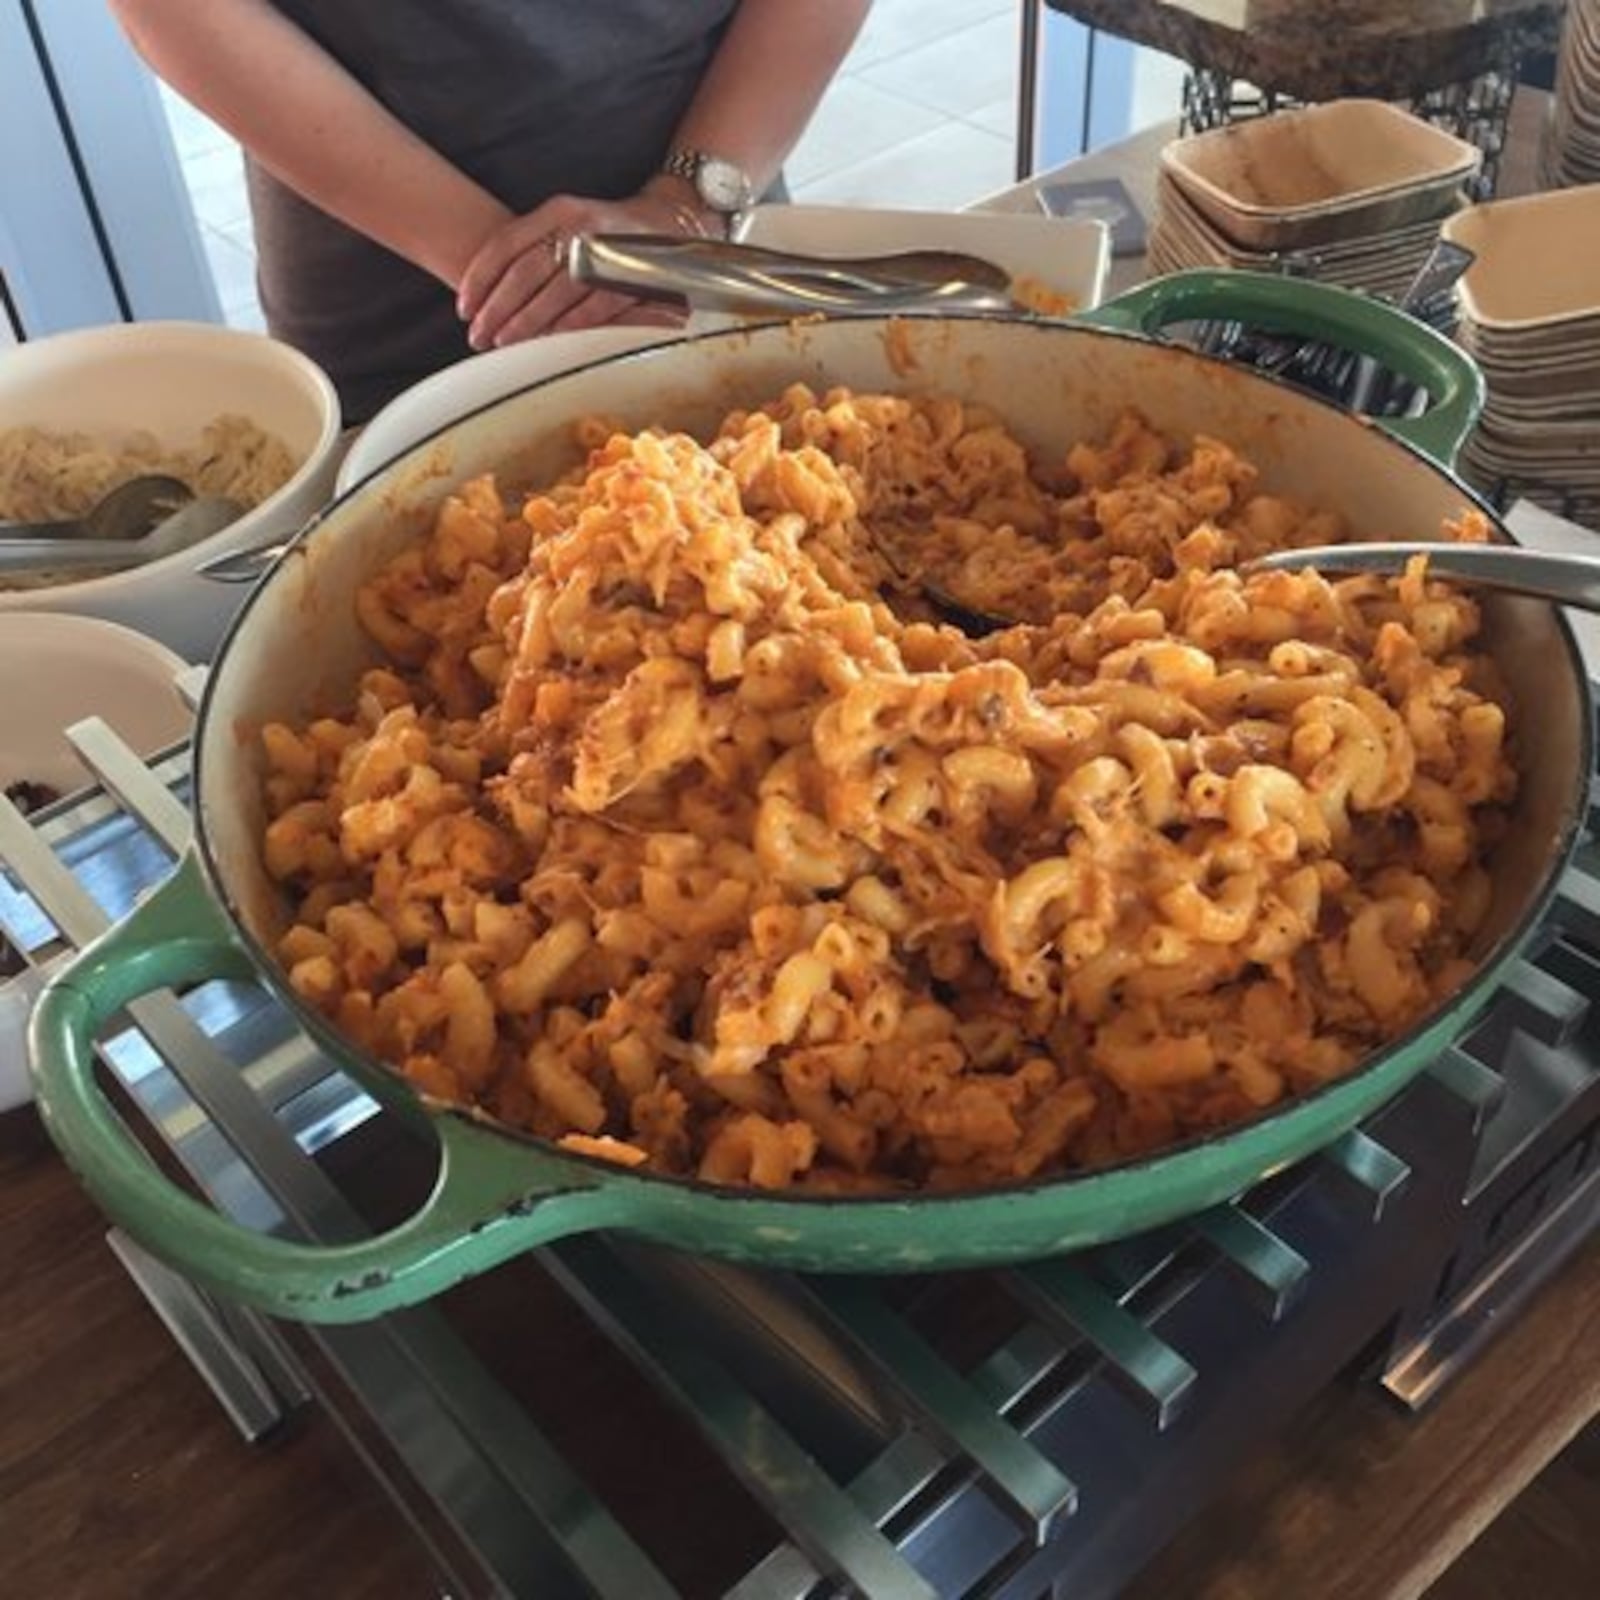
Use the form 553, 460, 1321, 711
1444, 186, 1600, 523
1152, 99, 1481, 300
1543, 0, 1600, 188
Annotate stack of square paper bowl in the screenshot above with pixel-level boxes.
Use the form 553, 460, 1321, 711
1152, 99, 1481, 298
1443, 187, 1600, 521
1543, 0, 1600, 187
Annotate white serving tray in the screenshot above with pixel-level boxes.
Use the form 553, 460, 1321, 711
734, 202, 1111, 319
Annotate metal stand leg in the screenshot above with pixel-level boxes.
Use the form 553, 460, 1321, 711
1081, 24, 1098, 153
1016, 0, 1040, 182
108, 1227, 311, 1444
1017, 10, 1106, 178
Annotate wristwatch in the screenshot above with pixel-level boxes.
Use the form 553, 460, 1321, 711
660, 148, 756, 222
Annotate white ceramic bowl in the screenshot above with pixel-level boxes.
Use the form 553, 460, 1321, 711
0, 321, 341, 662
337, 326, 676, 495
0, 610, 192, 1113
0, 611, 190, 799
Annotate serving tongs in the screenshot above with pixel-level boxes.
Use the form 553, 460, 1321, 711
568, 233, 1025, 317
0, 494, 246, 575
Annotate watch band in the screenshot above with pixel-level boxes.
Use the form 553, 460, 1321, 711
661, 147, 707, 187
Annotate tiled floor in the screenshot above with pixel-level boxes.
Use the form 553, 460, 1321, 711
158, 1, 1187, 332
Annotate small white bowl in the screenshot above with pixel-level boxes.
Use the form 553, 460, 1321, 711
734, 203, 1111, 318
0, 611, 190, 799
0, 321, 341, 662
338, 326, 677, 495
0, 610, 191, 1115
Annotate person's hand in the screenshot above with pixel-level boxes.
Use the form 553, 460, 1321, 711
456, 189, 699, 350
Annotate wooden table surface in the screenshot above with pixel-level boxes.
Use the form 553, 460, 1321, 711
0, 1107, 433, 1600
5, 87, 1600, 1600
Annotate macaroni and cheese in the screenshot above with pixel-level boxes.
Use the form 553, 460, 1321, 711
259, 389, 1514, 1193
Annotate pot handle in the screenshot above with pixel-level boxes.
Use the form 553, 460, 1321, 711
27, 853, 628, 1324
1080, 269, 1485, 469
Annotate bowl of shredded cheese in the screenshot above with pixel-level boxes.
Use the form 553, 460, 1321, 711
0, 320, 341, 661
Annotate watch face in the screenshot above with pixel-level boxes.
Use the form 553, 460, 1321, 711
698, 157, 754, 213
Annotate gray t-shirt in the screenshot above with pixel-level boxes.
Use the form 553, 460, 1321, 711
252, 0, 739, 420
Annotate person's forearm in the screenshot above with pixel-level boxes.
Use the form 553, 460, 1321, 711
661, 0, 871, 191
110, 0, 510, 286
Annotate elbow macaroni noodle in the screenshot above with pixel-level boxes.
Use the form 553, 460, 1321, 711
260, 390, 1516, 1193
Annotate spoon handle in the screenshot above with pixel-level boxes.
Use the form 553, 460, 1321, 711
1244, 541, 1600, 614
0, 499, 245, 576
0, 539, 149, 573
0, 519, 91, 541
569, 234, 1013, 317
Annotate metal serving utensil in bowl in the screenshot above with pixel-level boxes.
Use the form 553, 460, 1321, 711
0, 495, 247, 577
868, 531, 1015, 636
1242, 542, 1600, 613
0, 472, 193, 544
196, 538, 291, 584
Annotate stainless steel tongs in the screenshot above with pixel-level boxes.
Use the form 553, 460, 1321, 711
567, 233, 1024, 317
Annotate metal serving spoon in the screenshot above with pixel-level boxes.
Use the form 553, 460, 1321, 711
873, 540, 1600, 641
869, 532, 1015, 635
0, 473, 193, 544
1242, 541, 1600, 612
0, 495, 247, 577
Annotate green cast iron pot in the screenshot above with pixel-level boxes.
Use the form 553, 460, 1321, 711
27, 270, 1594, 1323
